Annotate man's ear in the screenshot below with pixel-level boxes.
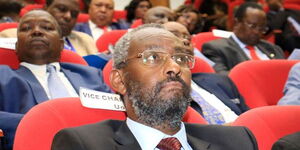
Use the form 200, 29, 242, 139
110, 69, 127, 95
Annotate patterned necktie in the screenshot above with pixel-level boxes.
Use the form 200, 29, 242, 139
246, 45, 260, 60
47, 65, 70, 99
191, 89, 225, 124
157, 137, 182, 150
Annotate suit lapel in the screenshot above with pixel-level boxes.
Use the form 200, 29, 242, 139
15, 66, 49, 104
256, 43, 276, 59
114, 122, 142, 150
228, 37, 249, 61
61, 66, 84, 94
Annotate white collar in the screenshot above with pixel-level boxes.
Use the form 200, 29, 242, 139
126, 117, 191, 150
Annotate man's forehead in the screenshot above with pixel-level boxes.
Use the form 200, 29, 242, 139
21, 12, 55, 24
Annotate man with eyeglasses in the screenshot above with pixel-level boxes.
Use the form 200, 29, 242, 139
74, 0, 128, 41
52, 24, 258, 150
202, 2, 284, 75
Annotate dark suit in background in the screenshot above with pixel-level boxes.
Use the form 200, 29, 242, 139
0, 63, 112, 149
51, 120, 258, 150
191, 73, 248, 116
202, 37, 284, 75
74, 21, 128, 38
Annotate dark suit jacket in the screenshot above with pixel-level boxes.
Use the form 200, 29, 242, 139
271, 132, 300, 150
74, 21, 128, 38
51, 120, 258, 150
191, 73, 248, 116
202, 37, 285, 75
0, 63, 112, 150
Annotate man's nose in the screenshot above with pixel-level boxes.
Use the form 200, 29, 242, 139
163, 57, 182, 78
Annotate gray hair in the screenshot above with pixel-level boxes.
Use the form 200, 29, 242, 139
113, 23, 164, 69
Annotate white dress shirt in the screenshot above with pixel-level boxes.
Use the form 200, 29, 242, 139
191, 81, 238, 123
231, 34, 270, 60
88, 20, 112, 41
126, 118, 193, 150
21, 62, 78, 99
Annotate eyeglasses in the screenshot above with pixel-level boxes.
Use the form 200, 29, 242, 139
243, 21, 269, 34
124, 50, 195, 69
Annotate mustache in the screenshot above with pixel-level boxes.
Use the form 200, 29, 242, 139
154, 76, 189, 94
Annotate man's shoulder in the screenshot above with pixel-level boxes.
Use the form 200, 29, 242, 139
61, 120, 124, 137
185, 123, 257, 149
60, 63, 100, 74
0, 28, 17, 38
0, 65, 16, 72
192, 73, 229, 83
202, 38, 233, 49
70, 31, 94, 42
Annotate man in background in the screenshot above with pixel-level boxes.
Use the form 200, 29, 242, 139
202, 2, 284, 75
0, 0, 98, 56
0, 10, 111, 150
74, 0, 128, 41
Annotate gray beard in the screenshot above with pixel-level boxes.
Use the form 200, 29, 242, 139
125, 77, 192, 129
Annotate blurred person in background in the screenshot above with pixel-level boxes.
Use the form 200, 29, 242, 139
74, 0, 128, 41
122, 0, 152, 28
175, 4, 204, 35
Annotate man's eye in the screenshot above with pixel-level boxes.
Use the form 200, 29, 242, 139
20, 26, 31, 31
57, 6, 68, 12
43, 26, 54, 30
144, 53, 161, 64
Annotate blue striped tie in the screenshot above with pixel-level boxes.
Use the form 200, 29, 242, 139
47, 65, 70, 99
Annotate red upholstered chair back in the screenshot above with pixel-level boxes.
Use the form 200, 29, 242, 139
0, 48, 87, 69
19, 4, 44, 17
14, 97, 207, 150
191, 32, 221, 51
96, 30, 127, 52
0, 22, 18, 32
232, 106, 300, 150
130, 19, 143, 28
77, 13, 89, 23
103, 59, 113, 90
191, 57, 215, 73
113, 10, 127, 20
228, 60, 299, 109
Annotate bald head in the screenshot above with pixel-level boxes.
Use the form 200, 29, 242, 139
163, 22, 192, 53
143, 6, 174, 24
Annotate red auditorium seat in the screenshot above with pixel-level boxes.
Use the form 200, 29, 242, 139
191, 32, 221, 51
0, 22, 18, 32
0, 48, 87, 69
130, 19, 143, 28
191, 57, 215, 73
229, 60, 299, 109
113, 10, 127, 20
77, 13, 89, 23
14, 97, 207, 150
96, 30, 127, 52
19, 4, 44, 17
232, 105, 300, 150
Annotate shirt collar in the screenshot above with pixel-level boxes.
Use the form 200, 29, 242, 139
20, 62, 61, 73
89, 20, 98, 29
126, 117, 190, 150
231, 33, 247, 49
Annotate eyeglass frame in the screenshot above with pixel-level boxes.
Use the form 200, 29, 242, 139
242, 21, 269, 34
122, 50, 195, 69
